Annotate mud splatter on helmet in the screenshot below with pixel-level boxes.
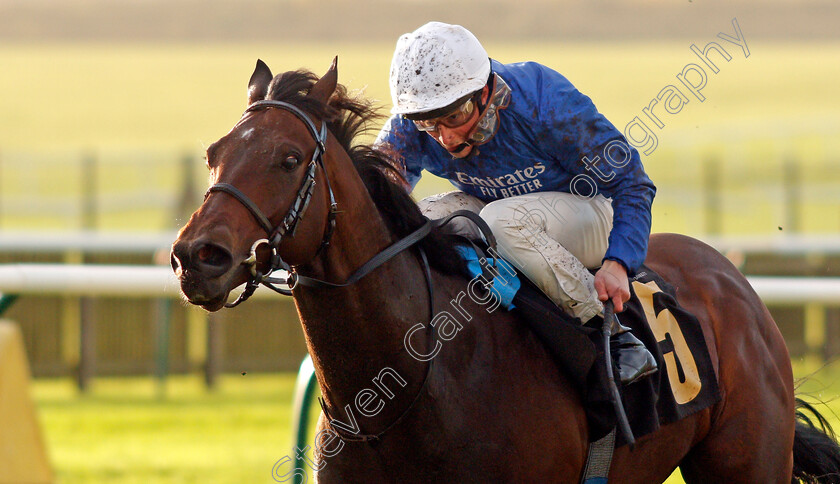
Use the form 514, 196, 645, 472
389, 22, 491, 116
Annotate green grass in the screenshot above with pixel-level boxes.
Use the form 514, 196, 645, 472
32, 373, 295, 484
1, 41, 840, 233
1, 41, 838, 151
30, 359, 840, 483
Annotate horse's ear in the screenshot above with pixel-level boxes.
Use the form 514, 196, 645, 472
248, 59, 273, 105
307, 56, 338, 105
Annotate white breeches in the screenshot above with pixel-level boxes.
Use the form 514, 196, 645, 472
418, 190, 613, 322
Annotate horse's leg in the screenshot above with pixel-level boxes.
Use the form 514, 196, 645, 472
679, 381, 794, 483
676, 305, 794, 483
647, 234, 795, 483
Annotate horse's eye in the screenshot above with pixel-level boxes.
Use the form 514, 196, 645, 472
280, 154, 300, 171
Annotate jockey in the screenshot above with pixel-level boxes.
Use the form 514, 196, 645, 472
375, 22, 657, 385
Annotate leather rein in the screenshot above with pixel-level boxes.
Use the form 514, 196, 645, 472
205, 99, 498, 443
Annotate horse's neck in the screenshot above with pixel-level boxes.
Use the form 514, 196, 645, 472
292, 155, 434, 423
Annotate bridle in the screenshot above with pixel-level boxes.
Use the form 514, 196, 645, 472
206, 99, 491, 305
204, 97, 500, 443
204, 99, 338, 307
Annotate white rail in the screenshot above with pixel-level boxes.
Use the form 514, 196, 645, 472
699, 234, 840, 256
747, 276, 840, 304
0, 264, 276, 299
1, 232, 839, 256
0, 264, 838, 304
0, 230, 176, 254
0, 231, 176, 254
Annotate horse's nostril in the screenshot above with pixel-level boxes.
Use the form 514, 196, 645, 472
198, 244, 229, 267
171, 239, 233, 278
194, 242, 233, 276
171, 242, 190, 273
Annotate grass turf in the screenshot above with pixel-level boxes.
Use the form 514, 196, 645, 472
30, 359, 840, 483
1, 41, 838, 151
32, 373, 294, 484
1, 41, 840, 233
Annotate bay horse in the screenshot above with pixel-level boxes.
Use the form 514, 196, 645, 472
171, 59, 840, 483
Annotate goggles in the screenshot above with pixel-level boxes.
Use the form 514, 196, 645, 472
411, 95, 478, 132
464, 73, 511, 146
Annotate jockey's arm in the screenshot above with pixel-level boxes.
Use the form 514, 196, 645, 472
591, 158, 655, 313
592, 165, 655, 312
531, 84, 656, 313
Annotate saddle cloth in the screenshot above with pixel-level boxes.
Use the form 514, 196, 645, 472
458, 246, 721, 446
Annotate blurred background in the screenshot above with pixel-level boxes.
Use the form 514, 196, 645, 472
0, 0, 838, 482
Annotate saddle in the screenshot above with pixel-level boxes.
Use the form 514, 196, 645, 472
458, 245, 721, 445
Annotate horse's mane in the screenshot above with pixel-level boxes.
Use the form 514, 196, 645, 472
264, 69, 467, 276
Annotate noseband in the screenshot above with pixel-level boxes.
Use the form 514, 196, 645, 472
205, 100, 338, 307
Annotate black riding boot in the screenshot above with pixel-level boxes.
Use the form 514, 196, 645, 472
609, 315, 658, 385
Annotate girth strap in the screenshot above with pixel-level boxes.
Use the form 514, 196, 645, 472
581, 428, 616, 484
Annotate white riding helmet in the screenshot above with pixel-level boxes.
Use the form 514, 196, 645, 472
389, 22, 491, 116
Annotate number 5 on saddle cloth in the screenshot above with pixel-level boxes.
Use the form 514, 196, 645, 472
456, 243, 720, 446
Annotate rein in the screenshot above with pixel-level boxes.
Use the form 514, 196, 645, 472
206, 98, 500, 443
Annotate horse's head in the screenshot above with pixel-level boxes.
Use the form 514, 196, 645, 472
171, 59, 341, 311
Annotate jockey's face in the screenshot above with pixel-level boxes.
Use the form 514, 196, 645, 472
424, 86, 489, 159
